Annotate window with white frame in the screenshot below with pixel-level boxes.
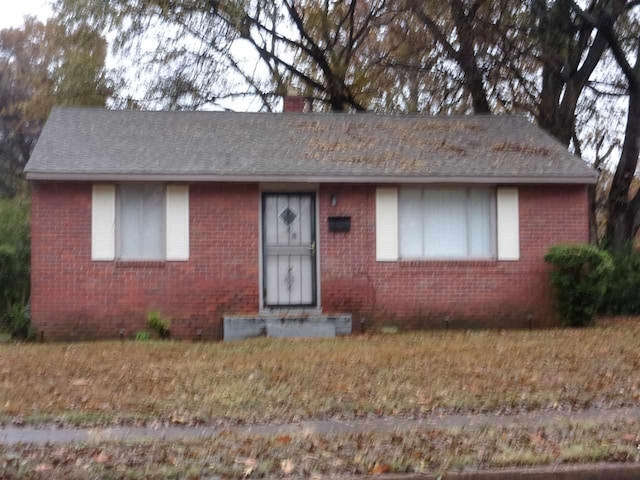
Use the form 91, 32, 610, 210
398, 187, 495, 259
92, 183, 189, 262
117, 184, 165, 260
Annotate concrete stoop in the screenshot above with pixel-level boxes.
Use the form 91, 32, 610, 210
222, 313, 352, 341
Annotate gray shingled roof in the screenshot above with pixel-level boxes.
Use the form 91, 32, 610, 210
25, 107, 596, 183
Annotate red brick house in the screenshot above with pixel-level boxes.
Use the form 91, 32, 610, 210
24, 102, 595, 340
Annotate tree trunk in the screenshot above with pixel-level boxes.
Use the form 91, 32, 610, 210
329, 94, 346, 112
407, 74, 420, 113
588, 183, 598, 243
449, 0, 491, 114
538, 63, 567, 144
606, 77, 640, 252
535, 0, 623, 147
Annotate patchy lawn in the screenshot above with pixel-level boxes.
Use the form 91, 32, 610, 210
1, 420, 639, 478
1, 320, 640, 425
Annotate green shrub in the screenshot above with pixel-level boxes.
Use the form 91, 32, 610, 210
135, 331, 151, 341
0, 244, 17, 290
544, 244, 613, 327
0, 197, 30, 333
0, 244, 18, 309
6, 303, 34, 340
601, 248, 640, 315
147, 310, 171, 338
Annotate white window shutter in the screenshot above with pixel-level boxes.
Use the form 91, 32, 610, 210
376, 187, 399, 261
91, 184, 116, 261
166, 184, 190, 261
497, 187, 520, 261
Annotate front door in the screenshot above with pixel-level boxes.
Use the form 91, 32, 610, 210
262, 193, 317, 307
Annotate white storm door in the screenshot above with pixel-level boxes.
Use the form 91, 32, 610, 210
263, 193, 317, 307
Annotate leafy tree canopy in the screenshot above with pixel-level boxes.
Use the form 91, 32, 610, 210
0, 16, 111, 196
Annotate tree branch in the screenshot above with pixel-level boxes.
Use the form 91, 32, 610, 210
569, 0, 640, 89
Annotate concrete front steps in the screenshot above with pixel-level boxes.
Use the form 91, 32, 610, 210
223, 312, 351, 341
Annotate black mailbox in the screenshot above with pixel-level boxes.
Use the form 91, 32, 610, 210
328, 216, 351, 232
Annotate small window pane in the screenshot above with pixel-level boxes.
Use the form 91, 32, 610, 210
119, 184, 164, 260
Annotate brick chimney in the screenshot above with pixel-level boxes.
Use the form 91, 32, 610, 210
283, 87, 307, 113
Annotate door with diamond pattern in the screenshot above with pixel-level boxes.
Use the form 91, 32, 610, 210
262, 193, 317, 307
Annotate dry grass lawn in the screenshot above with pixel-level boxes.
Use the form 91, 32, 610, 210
2, 420, 639, 478
1, 320, 640, 424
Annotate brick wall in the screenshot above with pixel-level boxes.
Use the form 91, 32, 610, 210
319, 184, 590, 329
31, 181, 589, 339
31, 182, 259, 340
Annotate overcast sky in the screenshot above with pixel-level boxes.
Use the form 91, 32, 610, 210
0, 0, 52, 29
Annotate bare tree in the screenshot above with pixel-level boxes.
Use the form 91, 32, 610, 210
56, 0, 392, 111
570, 0, 640, 250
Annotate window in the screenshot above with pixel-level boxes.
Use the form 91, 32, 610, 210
398, 187, 495, 259
117, 184, 165, 260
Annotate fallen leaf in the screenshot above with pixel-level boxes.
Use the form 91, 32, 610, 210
276, 434, 292, 444
70, 379, 90, 387
281, 458, 295, 475
93, 451, 110, 463
530, 432, 546, 446
235, 457, 257, 476
369, 463, 390, 475
34, 464, 53, 472
170, 412, 188, 425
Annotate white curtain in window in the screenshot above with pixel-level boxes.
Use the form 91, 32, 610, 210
399, 188, 423, 258
468, 188, 492, 257
119, 184, 164, 260
399, 187, 493, 259
423, 189, 468, 257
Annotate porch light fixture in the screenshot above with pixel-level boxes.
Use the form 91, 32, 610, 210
331, 193, 338, 206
